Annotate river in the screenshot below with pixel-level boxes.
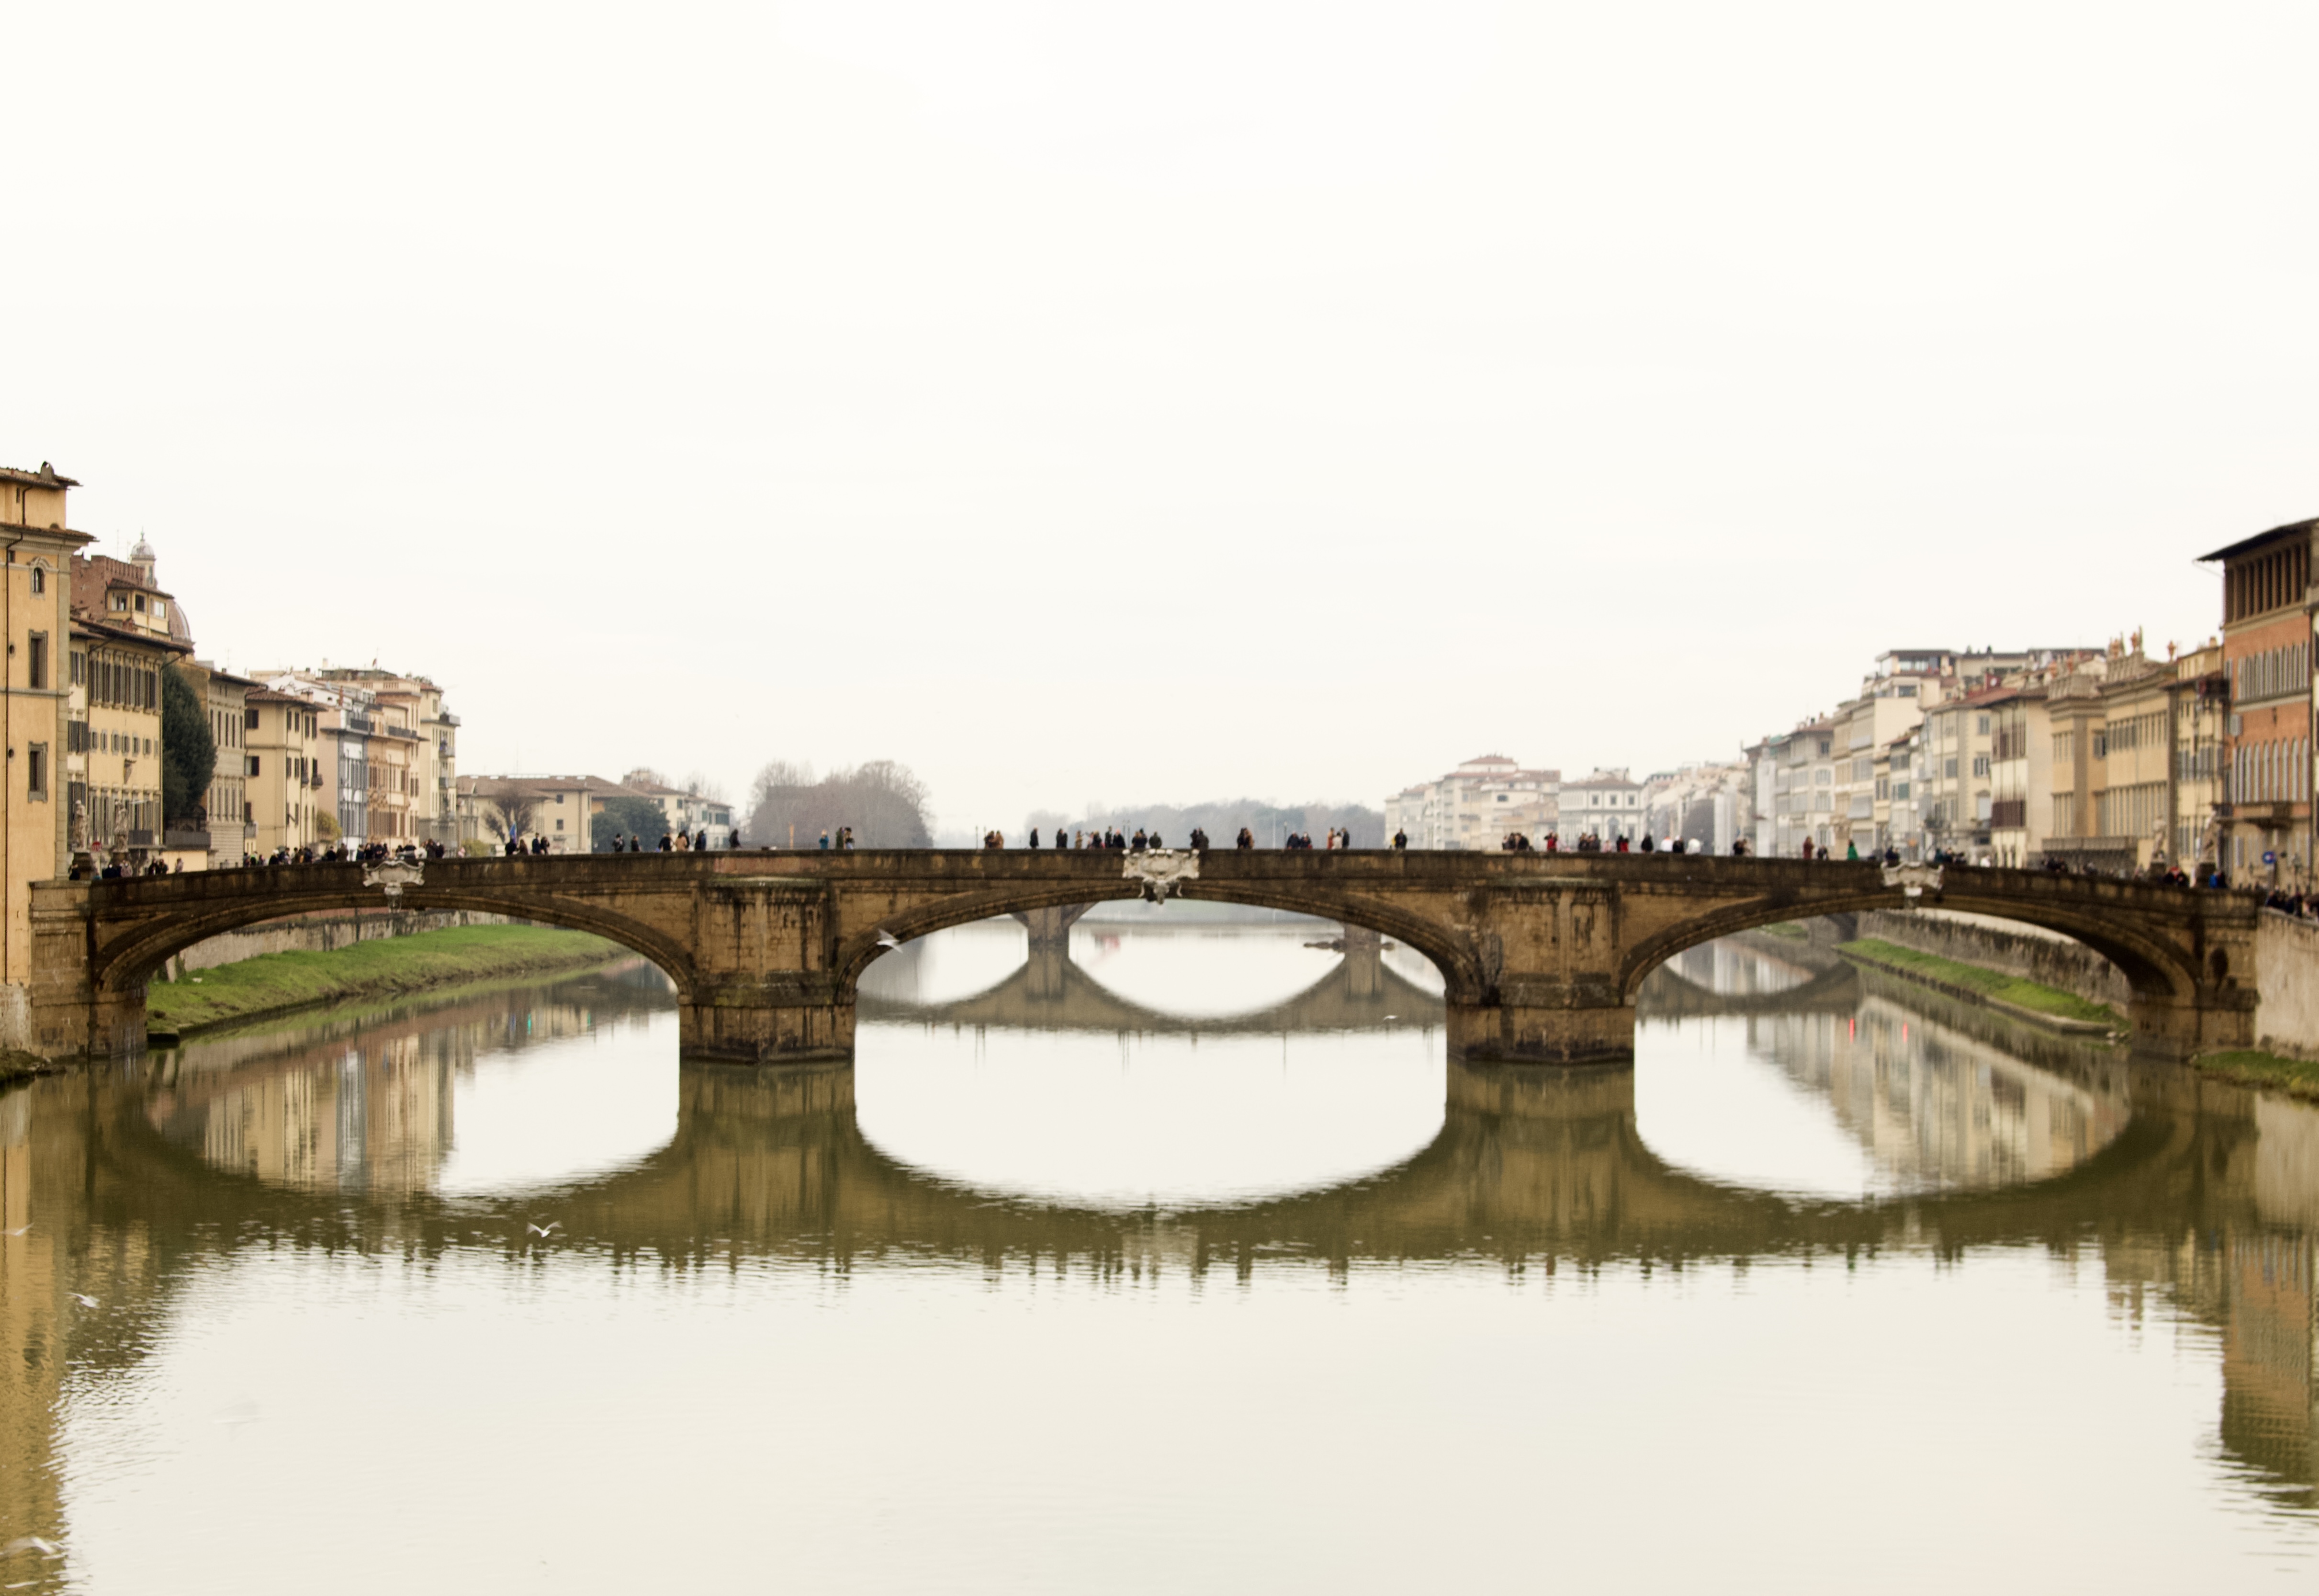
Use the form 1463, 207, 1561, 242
2, 919, 2315, 1591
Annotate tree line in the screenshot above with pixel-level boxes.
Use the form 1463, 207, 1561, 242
744, 759, 934, 849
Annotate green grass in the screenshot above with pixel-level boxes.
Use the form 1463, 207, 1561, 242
2189, 1050, 2319, 1101
1755, 922, 1808, 941
144, 924, 623, 1035
1836, 937, 2124, 1028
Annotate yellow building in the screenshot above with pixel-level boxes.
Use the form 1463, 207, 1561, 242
0, 464, 88, 1044
244, 687, 325, 856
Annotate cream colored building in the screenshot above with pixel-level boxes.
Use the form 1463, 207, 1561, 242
177, 661, 256, 864
245, 687, 325, 856
1385, 755, 1558, 849
70, 548, 189, 870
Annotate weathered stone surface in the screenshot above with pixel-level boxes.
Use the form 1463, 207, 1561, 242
24, 852, 2265, 1065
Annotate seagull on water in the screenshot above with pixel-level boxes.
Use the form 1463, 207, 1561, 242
2, 1535, 63, 1558
70, 1293, 97, 1309
527, 1221, 561, 1237
875, 930, 901, 949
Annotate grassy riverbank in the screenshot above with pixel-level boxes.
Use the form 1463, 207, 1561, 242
2185, 1049, 2319, 1102
144, 924, 623, 1037
1834, 937, 2123, 1030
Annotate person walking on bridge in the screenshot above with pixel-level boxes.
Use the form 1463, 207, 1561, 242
1392, 828, 1407, 850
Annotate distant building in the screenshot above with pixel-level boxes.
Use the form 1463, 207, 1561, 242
1560, 769, 1643, 843
245, 688, 326, 856
1384, 755, 1557, 849
619, 770, 735, 847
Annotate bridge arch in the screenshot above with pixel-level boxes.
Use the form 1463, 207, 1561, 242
846, 880, 1477, 1000
1614, 878, 2196, 1007
89, 881, 702, 1003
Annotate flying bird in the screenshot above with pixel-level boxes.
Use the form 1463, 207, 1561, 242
2, 1535, 62, 1558
875, 930, 901, 949
526, 1221, 561, 1237
1, 1225, 29, 1236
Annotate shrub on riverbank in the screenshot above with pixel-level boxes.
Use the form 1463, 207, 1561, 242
145, 924, 621, 1036
2189, 1049, 2319, 1101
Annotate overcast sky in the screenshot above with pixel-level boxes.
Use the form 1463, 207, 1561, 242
9, 2, 2314, 832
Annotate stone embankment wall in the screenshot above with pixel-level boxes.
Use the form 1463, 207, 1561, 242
2254, 912, 2319, 1062
1859, 905, 2319, 1059
158, 910, 515, 980
1856, 909, 2135, 1009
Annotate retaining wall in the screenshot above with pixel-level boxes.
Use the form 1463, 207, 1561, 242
2255, 912, 2319, 1062
1855, 908, 2135, 1009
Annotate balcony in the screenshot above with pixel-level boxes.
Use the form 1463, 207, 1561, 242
161, 827, 208, 851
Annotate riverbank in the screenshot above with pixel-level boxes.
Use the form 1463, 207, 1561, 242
1832, 936, 2124, 1033
143, 924, 624, 1040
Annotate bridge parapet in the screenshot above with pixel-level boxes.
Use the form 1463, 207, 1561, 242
23, 852, 2264, 1066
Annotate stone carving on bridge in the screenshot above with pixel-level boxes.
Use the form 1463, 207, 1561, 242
1880, 863, 1943, 903
1124, 849, 1199, 903
362, 859, 426, 900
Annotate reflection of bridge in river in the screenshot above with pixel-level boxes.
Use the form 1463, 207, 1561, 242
3, 940, 2315, 1539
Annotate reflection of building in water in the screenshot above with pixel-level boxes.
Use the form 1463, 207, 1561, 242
1729, 997, 2130, 1189
156, 960, 675, 1194
1659, 939, 1815, 997
197, 1035, 454, 1195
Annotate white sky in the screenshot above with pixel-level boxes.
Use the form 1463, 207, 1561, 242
8, 1, 2315, 832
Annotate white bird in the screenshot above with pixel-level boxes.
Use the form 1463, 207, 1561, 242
70, 1293, 97, 1309
1, 1225, 29, 1237
1384, 1014, 1397, 1021
875, 930, 901, 949
526, 1221, 560, 1237
2, 1535, 62, 1558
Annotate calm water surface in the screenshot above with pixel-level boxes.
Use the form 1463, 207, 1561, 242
3, 922, 2317, 1592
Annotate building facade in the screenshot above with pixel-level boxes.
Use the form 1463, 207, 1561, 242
2202, 520, 2314, 887
0, 464, 88, 1042
1384, 756, 1558, 850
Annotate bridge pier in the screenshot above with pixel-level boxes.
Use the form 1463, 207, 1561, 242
1447, 1000, 1635, 1067
1013, 904, 1093, 950
2125, 989, 2257, 1059
679, 978, 856, 1065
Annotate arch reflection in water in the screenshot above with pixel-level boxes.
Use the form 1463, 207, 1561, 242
1637, 937, 2132, 1199
856, 921, 1446, 1208
5, 925, 2319, 1588
144, 960, 680, 1197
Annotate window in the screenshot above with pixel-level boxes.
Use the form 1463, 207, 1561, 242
248, 755, 260, 776
70, 650, 82, 686
1976, 715, 1991, 735
1972, 755, 1990, 777
109, 593, 126, 613
1944, 758, 1959, 778
67, 721, 87, 753
133, 594, 146, 613
26, 744, 45, 800
29, 567, 43, 596
555, 818, 565, 832
26, 631, 45, 690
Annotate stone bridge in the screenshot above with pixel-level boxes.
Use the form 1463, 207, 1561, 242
26, 852, 2263, 1064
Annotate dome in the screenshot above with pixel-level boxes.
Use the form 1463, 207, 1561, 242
130, 535, 155, 563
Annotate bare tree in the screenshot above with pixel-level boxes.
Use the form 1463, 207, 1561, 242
746, 758, 932, 848
481, 788, 541, 843
680, 770, 727, 801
